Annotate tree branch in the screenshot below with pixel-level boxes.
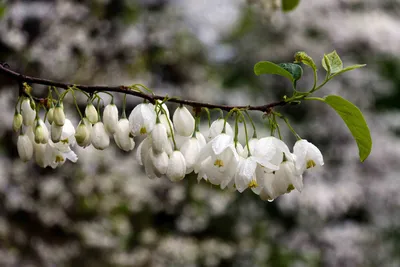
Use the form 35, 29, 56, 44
0, 63, 286, 112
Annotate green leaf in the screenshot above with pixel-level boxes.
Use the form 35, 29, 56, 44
335, 64, 366, 76
282, 0, 300, 12
324, 95, 372, 162
254, 61, 294, 82
322, 50, 343, 74
294, 51, 317, 70
278, 63, 303, 81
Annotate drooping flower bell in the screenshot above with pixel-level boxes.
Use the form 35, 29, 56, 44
75, 118, 91, 147
166, 150, 186, 182
114, 118, 135, 152
207, 119, 234, 141
21, 98, 36, 127
103, 103, 119, 135
34, 119, 49, 144
151, 122, 172, 154
91, 122, 109, 150
53, 103, 66, 127
85, 103, 98, 124
293, 139, 324, 173
173, 106, 195, 137
17, 134, 33, 162
129, 103, 156, 136
13, 112, 23, 132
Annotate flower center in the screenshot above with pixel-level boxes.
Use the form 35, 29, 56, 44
306, 160, 316, 169
248, 179, 258, 188
286, 184, 295, 192
55, 155, 64, 163
140, 127, 147, 135
214, 159, 224, 167
61, 138, 69, 144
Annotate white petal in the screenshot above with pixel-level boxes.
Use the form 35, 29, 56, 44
173, 106, 195, 137
166, 151, 186, 182
211, 133, 233, 155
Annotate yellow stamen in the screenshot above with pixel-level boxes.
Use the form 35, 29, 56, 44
286, 184, 295, 192
61, 138, 69, 144
248, 179, 258, 188
55, 155, 64, 163
140, 127, 147, 135
307, 160, 316, 169
214, 159, 224, 167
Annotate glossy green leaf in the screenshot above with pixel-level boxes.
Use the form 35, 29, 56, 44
282, 0, 300, 12
335, 64, 366, 76
322, 50, 343, 74
254, 61, 294, 82
324, 95, 372, 162
278, 63, 303, 81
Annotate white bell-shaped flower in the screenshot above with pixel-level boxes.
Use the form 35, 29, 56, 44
151, 122, 171, 154
59, 119, 76, 147
17, 134, 33, 162
21, 98, 36, 126
85, 103, 98, 124
149, 149, 169, 177
103, 103, 119, 135
34, 119, 49, 144
166, 150, 186, 182
53, 104, 65, 126
173, 106, 195, 137
47, 107, 54, 124
44, 140, 78, 169
195, 131, 206, 148
255, 159, 303, 201
51, 122, 63, 143
195, 133, 239, 188
114, 118, 135, 152
75, 118, 91, 147
252, 137, 293, 170
180, 136, 203, 174
233, 139, 260, 193
91, 122, 109, 150
174, 134, 190, 150
13, 112, 23, 132
207, 119, 234, 141
129, 103, 156, 136
33, 142, 48, 168
159, 113, 173, 137
293, 139, 324, 173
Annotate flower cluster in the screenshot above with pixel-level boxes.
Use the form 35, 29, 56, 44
14, 96, 323, 201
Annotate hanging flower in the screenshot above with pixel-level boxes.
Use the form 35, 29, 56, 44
129, 103, 156, 136
91, 122, 109, 150
21, 98, 36, 127
114, 118, 135, 152
166, 150, 186, 182
180, 134, 204, 174
103, 103, 119, 135
53, 104, 65, 126
293, 139, 324, 173
34, 119, 49, 144
173, 106, 195, 137
17, 134, 33, 162
85, 103, 98, 124
151, 122, 172, 154
13, 112, 23, 132
51, 122, 63, 143
75, 118, 92, 147
47, 107, 54, 124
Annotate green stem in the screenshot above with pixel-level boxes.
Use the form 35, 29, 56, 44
71, 90, 84, 119
240, 112, 251, 156
122, 94, 127, 119
244, 110, 257, 138
158, 102, 177, 150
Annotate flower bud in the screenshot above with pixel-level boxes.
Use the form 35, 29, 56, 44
34, 119, 49, 144
166, 150, 186, 182
51, 122, 63, 143
114, 118, 135, 152
75, 119, 91, 147
21, 98, 36, 126
85, 103, 98, 124
13, 112, 23, 132
208, 119, 233, 141
33, 142, 48, 168
53, 104, 65, 126
103, 103, 119, 135
173, 106, 195, 137
17, 134, 33, 162
47, 107, 54, 124
149, 149, 168, 176
91, 122, 109, 150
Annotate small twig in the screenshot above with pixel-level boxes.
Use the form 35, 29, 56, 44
0, 63, 287, 112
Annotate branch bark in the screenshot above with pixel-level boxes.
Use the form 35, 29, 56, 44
0, 63, 286, 112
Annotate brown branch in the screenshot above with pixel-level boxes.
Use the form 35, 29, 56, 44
0, 63, 287, 112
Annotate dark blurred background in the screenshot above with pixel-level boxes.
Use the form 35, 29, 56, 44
0, 0, 399, 266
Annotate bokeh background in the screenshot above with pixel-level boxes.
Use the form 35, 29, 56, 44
0, 0, 399, 266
